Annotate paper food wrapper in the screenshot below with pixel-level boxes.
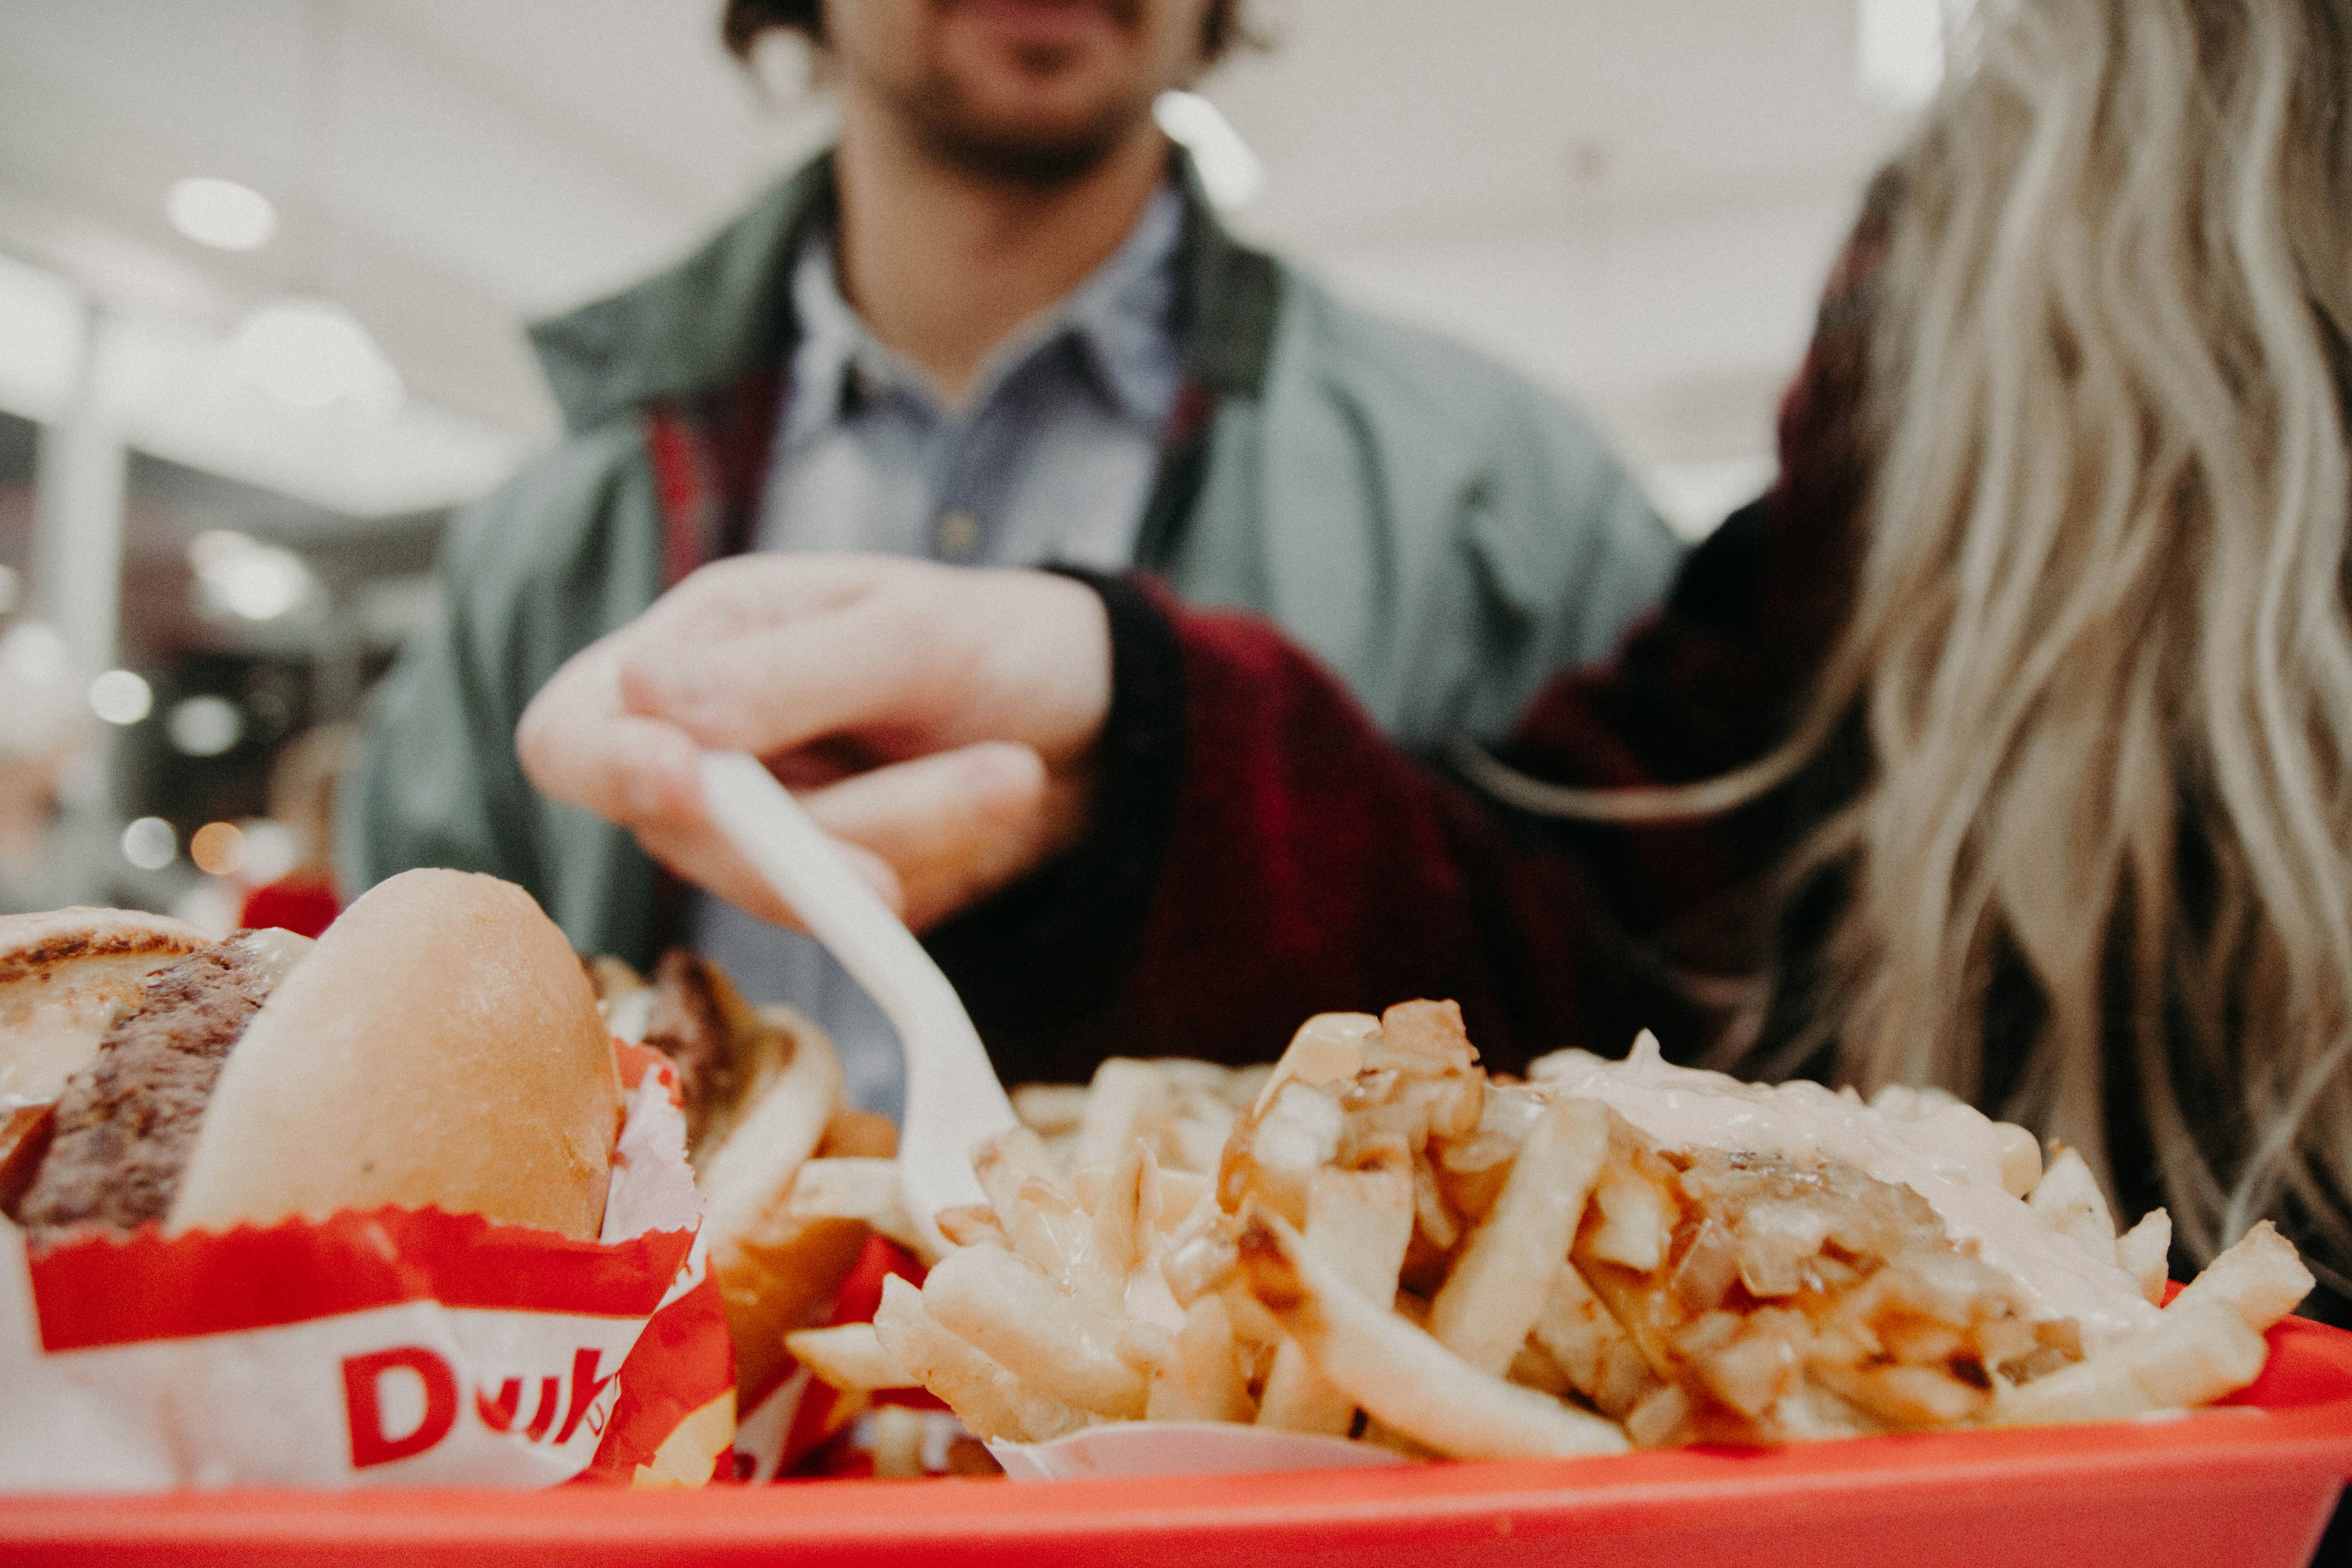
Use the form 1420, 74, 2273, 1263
0, 1042, 735, 1492
730, 1235, 940, 1482
989, 1422, 1404, 1480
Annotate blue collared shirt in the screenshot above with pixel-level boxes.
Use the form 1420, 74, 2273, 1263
756, 182, 1186, 566
686, 184, 1188, 1115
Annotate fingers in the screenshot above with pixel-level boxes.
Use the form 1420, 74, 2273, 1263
621, 744, 1052, 937
516, 642, 700, 827
610, 560, 1113, 771
616, 555, 936, 747
830, 836, 911, 918
799, 742, 1060, 931
518, 555, 1113, 938
629, 552, 893, 643
633, 813, 909, 933
616, 595, 942, 757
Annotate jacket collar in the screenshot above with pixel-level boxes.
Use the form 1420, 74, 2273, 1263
528, 145, 1277, 436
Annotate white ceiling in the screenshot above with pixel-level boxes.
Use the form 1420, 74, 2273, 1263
0, 0, 1918, 529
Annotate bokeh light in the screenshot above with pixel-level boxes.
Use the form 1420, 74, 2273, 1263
228, 298, 404, 418
236, 819, 300, 884
188, 530, 315, 622
88, 668, 154, 725
0, 620, 70, 687
189, 820, 247, 877
165, 176, 277, 251
166, 694, 245, 757
120, 817, 176, 871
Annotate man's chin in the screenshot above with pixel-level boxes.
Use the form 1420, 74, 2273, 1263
909, 98, 1152, 186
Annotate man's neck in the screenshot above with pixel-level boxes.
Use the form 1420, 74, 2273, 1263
831, 100, 1172, 404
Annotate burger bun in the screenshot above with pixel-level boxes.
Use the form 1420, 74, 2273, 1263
167, 868, 622, 1241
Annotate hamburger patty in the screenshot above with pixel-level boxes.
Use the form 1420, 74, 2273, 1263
642, 950, 741, 1152
11, 940, 276, 1241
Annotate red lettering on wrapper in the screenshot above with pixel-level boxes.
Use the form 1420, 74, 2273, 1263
474, 1374, 561, 1441
342, 1347, 458, 1468
555, 1348, 615, 1444
475, 1377, 523, 1433
523, 1376, 563, 1442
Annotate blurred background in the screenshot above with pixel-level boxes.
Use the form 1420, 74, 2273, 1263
0, 0, 1942, 925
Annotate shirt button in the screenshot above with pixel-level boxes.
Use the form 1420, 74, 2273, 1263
935, 508, 984, 561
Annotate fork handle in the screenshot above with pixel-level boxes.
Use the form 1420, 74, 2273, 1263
696, 752, 1016, 1245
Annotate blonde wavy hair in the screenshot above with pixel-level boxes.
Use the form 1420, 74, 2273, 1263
1841, 0, 2352, 1279
1472, 0, 2352, 1278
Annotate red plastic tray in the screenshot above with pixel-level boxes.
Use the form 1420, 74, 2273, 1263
10, 1314, 2352, 1568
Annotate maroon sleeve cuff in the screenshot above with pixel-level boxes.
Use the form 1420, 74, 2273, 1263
923, 568, 1187, 1043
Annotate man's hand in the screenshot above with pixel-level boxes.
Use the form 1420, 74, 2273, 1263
517, 555, 1114, 933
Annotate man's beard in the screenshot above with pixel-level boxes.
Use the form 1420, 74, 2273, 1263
896, 23, 1156, 186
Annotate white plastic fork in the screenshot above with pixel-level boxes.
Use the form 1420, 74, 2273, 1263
697, 750, 1390, 1478
696, 750, 1017, 1257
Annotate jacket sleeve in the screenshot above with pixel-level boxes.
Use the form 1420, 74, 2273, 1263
336, 423, 668, 964
1450, 379, 1689, 743
928, 561, 1734, 1087
337, 481, 551, 901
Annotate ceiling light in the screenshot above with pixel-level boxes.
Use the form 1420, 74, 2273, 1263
166, 694, 245, 758
88, 669, 154, 725
166, 177, 278, 252
188, 529, 315, 622
1154, 91, 1264, 211
228, 298, 404, 418
121, 817, 177, 871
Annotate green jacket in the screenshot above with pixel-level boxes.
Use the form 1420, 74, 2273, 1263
343, 152, 1682, 967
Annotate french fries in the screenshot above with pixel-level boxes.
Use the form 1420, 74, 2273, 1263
1254, 1158, 1415, 1433
921, 1244, 1152, 1418
872, 1275, 1092, 1443
785, 1323, 916, 1394
2116, 1209, 2173, 1305
2030, 1146, 2119, 1264
1015, 1055, 1269, 1176
2164, 1220, 2313, 1332
868, 1002, 2314, 1465
1989, 1303, 2268, 1426
1235, 1203, 1628, 1460
1425, 1097, 1609, 1375
1147, 1296, 1255, 1422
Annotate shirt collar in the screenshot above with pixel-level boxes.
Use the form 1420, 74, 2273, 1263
1050, 181, 1186, 425
780, 181, 1186, 448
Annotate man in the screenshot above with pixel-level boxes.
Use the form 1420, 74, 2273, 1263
345, 0, 1680, 1110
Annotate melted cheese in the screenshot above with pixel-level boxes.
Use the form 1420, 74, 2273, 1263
1532, 1035, 2161, 1347
231, 927, 314, 989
